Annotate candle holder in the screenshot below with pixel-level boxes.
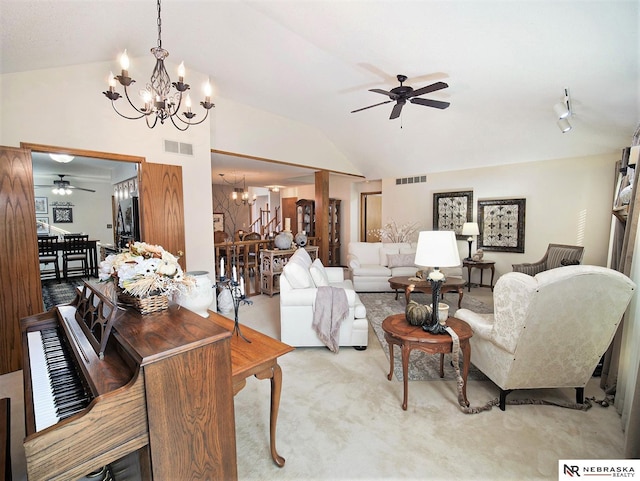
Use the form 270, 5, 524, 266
217, 277, 252, 342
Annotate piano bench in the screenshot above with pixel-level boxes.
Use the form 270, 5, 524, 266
0, 397, 10, 481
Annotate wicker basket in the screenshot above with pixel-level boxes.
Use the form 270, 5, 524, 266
118, 292, 169, 315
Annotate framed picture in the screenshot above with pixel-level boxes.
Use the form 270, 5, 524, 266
36, 217, 49, 235
477, 198, 526, 253
35, 196, 48, 214
433, 190, 473, 237
53, 207, 73, 223
213, 212, 225, 232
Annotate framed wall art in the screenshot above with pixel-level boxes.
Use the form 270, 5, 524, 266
433, 190, 473, 237
213, 212, 225, 232
36, 217, 49, 235
35, 196, 48, 214
477, 198, 526, 253
53, 207, 73, 223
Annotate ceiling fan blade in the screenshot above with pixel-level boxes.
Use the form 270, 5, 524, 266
410, 97, 451, 110
351, 99, 393, 113
369, 88, 394, 97
390, 101, 405, 120
69, 185, 96, 193
406, 81, 449, 99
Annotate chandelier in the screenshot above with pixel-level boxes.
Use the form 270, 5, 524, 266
102, 0, 214, 131
219, 173, 256, 206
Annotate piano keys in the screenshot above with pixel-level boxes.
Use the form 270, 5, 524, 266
21, 281, 238, 481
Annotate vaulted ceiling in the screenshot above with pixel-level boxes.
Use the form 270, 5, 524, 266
2, 1, 638, 183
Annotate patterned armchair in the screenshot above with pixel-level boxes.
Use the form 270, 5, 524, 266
512, 243, 584, 276
455, 265, 635, 410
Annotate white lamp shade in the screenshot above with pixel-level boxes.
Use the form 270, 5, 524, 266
414, 231, 461, 267
461, 222, 479, 236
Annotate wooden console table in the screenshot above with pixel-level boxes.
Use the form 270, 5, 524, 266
260, 246, 319, 296
209, 313, 294, 467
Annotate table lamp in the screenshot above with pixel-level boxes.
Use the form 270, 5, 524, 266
414, 230, 461, 334
461, 222, 480, 260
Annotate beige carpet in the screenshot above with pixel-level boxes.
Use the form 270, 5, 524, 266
1, 289, 627, 481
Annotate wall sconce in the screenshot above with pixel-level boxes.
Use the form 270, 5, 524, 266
553, 88, 572, 133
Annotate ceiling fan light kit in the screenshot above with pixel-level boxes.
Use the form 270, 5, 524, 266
351, 74, 450, 120
554, 87, 573, 133
102, 0, 214, 131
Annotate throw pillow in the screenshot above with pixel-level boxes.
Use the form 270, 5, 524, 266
310, 258, 330, 286
292, 246, 313, 268
379, 246, 400, 266
283, 256, 315, 288
387, 253, 416, 268
560, 258, 581, 266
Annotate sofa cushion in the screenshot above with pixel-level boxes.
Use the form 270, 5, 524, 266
293, 246, 313, 267
349, 242, 382, 265
351, 264, 392, 277
387, 253, 416, 268
283, 255, 315, 288
379, 245, 400, 266
310, 258, 330, 286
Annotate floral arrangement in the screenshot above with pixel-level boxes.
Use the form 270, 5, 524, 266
368, 220, 421, 243
99, 242, 194, 298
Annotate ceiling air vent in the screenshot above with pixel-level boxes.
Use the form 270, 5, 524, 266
164, 140, 194, 156
395, 175, 427, 185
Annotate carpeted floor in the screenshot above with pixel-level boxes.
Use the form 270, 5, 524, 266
41, 278, 88, 310
360, 291, 492, 382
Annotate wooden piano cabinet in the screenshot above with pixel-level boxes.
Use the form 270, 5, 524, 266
144, 341, 237, 481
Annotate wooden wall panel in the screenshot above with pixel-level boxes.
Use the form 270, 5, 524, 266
139, 163, 186, 268
0, 146, 43, 374
315, 170, 329, 265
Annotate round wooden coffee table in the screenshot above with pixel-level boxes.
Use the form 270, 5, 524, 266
388, 276, 466, 308
382, 313, 472, 410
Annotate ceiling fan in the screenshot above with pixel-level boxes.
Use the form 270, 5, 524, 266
35, 174, 96, 194
351, 74, 450, 120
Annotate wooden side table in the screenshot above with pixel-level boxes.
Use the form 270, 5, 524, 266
462, 259, 496, 292
381, 314, 472, 410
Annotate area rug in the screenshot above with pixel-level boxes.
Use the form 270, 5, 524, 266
359, 291, 492, 382
42, 278, 86, 311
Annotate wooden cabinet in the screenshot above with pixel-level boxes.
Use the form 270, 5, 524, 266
328, 199, 341, 266
295, 198, 341, 266
260, 246, 319, 296
296, 199, 315, 236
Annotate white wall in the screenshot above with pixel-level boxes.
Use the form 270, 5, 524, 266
1, 60, 356, 277
376, 153, 617, 279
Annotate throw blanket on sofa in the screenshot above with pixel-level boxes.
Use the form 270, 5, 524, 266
312, 286, 349, 353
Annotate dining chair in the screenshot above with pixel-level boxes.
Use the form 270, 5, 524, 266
62, 234, 89, 279
38, 236, 61, 283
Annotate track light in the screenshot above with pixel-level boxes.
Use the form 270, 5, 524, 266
553, 88, 572, 133
557, 118, 572, 133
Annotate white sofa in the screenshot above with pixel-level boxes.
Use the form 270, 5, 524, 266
347, 241, 463, 292
280, 248, 368, 349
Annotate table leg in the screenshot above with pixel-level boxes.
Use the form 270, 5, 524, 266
466, 265, 472, 292
255, 363, 286, 467
401, 344, 411, 411
404, 287, 411, 305
460, 340, 471, 407
457, 287, 464, 309
386, 335, 395, 381
439, 353, 444, 378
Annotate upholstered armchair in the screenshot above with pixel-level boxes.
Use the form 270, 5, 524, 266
455, 265, 635, 410
512, 243, 584, 276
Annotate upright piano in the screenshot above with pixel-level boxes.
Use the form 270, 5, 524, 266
20, 282, 237, 481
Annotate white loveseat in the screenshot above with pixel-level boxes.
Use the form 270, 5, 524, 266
280, 248, 368, 349
347, 241, 463, 292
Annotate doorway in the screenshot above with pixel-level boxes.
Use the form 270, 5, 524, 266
360, 192, 382, 242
